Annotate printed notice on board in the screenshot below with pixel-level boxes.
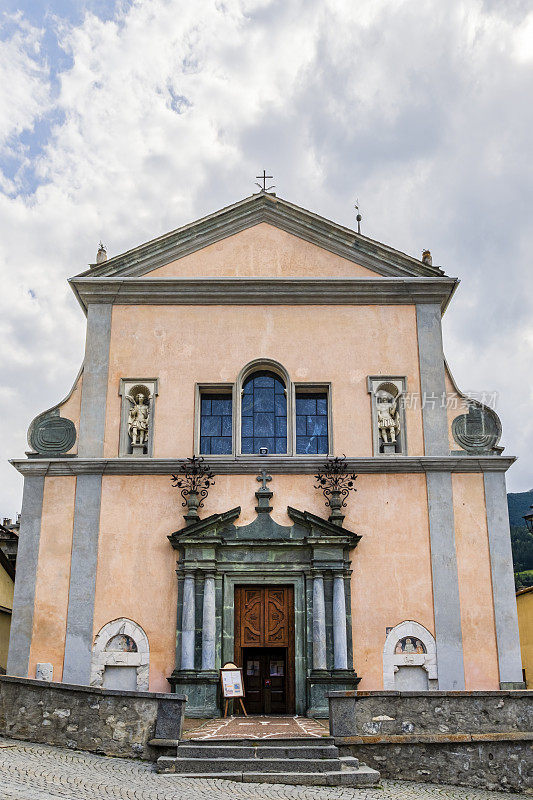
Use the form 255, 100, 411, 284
221, 669, 243, 698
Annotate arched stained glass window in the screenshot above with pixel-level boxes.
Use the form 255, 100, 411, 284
241, 371, 287, 454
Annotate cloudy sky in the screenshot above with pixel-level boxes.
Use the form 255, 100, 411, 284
1, 0, 532, 516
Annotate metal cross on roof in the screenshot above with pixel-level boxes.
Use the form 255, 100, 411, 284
255, 170, 275, 193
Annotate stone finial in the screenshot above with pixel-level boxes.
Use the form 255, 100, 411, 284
96, 242, 107, 264
422, 249, 432, 265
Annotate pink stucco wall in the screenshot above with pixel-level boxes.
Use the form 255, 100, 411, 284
103, 303, 424, 459
148, 223, 377, 279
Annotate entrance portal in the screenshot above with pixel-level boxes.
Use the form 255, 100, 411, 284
234, 585, 295, 714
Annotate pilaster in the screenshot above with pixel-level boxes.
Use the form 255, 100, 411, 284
62, 302, 111, 685
484, 471, 525, 687
62, 474, 102, 684
6, 476, 45, 676
426, 472, 465, 689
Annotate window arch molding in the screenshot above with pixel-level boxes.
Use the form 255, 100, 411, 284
236, 359, 294, 456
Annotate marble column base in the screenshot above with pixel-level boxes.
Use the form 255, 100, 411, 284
307, 670, 360, 718
169, 670, 220, 718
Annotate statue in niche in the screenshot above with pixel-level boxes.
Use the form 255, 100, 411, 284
377, 390, 401, 445
127, 387, 150, 448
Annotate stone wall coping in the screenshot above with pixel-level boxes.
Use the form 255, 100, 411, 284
327, 689, 532, 698
0, 675, 186, 701
10, 455, 516, 477
335, 731, 533, 745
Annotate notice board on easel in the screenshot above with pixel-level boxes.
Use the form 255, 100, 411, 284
220, 666, 244, 698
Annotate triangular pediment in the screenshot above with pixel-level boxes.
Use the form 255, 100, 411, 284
75, 193, 446, 281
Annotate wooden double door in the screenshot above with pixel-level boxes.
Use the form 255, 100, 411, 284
234, 586, 295, 715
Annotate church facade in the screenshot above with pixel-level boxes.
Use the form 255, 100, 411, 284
7, 192, 524, 716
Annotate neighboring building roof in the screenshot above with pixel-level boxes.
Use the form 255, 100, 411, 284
517, 586, 533, 597
73, 192, 449, 281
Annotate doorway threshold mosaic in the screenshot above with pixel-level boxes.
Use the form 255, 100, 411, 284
183, 715, 330, 740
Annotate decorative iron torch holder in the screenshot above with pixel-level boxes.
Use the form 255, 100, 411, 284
314, 456, 357, 526
171, 456, 215, 526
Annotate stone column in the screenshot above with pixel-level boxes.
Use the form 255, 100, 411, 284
201, 574, 216, 672
181, 573, 196, 671
333, 574, 348, 670
312, 574, 327, 671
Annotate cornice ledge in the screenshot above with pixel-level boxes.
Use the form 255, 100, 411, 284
68, 276, 458, 313
10, 455, 516, 477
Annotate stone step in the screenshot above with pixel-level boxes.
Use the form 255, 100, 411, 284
156, 733, 380, 787
185, 736, 335, 746
164, 757, 342, 774
242, 765, 380, 787
175, 744, 340, 760
156, 760, 380, 787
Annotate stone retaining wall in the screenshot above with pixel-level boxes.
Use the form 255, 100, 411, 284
328, 690, 532, 737
338, 735, 532, 794
0, 676, 186, 760
328, 691, 533, 793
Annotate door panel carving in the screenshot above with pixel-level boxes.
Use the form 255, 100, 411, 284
242, 588, 263, 645
266, 588, 289, 646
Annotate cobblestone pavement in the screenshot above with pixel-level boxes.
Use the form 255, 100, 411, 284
0, 737, 523, 800
184, 715, 329, 739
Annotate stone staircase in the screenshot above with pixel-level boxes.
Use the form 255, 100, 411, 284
155, 737, 380, 786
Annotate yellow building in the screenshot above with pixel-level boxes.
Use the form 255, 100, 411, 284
6, 191, 525, 715
516, 586, 533, 689
0, 544, 15, 673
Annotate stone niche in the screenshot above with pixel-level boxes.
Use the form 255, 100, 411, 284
367, 376, 407, 455
90, 618, 150, 691
383, 621, 437, 690
118, 379, 158, 457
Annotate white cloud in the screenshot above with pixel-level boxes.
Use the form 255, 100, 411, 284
1, 0, 533, 514
0, 14, 50, 146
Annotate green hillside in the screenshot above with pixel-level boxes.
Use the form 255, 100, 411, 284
507, 489, 533, 589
